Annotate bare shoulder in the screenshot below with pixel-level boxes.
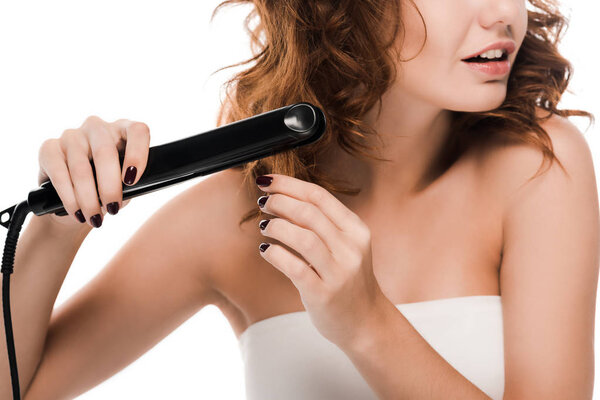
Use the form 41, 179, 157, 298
479, 116, 599, 398
474, 110, 597, 218
172, 167, 257, 289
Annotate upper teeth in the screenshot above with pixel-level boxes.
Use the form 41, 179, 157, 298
479, 49, 504, 59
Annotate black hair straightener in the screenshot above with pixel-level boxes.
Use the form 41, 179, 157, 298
0, 102, 327, 400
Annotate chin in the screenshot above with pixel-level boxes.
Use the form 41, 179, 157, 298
447, 91, 507, 113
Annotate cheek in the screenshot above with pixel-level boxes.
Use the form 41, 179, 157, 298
517, 8, 529, 46
396, 3, 479, 106
393, 0, 522, 113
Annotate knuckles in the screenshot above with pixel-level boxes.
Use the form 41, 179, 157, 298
296, 202, 316, 223
38, 138, 57, 157
129, 121, 151, 137
288, 260, 307, 279
307, 185, 326, 205
83, 115, 103, 127
299, 231, 320, 252
93, 143, 118, 156
357, 224, 371, 246
60, 128, 79, 142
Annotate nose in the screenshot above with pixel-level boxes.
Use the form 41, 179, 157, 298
479, 0, 522, 31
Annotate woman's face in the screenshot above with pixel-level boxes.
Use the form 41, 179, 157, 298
393, 0, 528, 112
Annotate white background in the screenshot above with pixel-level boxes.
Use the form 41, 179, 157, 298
0, 1, 598, 399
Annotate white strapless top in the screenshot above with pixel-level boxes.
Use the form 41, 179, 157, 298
238, 295, 504, 399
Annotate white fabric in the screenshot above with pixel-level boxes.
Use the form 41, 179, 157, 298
238, 295, 504, 399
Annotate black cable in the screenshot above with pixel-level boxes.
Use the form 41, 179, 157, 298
2, 200, 32, 400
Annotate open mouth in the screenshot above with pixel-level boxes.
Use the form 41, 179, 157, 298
462, 52, 509, 63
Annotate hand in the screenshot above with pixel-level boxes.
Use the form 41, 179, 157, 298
255, 173, 390, 349
36, 116, 151, 230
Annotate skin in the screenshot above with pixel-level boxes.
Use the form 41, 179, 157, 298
19, 0, 598, 398
322, 0, 529, 203
211, 0, 597, 398
221, 0, 531, 326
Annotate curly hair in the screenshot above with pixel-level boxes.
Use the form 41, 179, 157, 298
208, 0, 594, 228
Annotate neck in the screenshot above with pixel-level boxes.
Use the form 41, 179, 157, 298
319, 87, 454, 210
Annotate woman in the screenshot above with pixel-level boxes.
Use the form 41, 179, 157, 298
2, 0, 597, 399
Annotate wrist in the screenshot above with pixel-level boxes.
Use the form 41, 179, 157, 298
342, 292, 397, 356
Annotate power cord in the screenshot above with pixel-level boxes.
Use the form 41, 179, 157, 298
2, 200, 32, 400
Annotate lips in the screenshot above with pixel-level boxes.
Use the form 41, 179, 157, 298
459, 40, 516, 77
462, 58, 511, 76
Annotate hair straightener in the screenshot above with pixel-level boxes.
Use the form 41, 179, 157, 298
0, 102, 327, 400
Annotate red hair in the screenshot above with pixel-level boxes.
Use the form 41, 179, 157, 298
208, 0, 594, 227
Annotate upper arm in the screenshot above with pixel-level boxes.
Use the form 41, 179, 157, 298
494, 116, 599, 399
24, 170, 235, 400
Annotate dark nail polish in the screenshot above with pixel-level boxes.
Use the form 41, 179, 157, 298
258, 195, 268, 208
259, 219, 270, 230
107, 202, 119, 215
74, 209, 86, 223
124, 166, 137, 185
256, 175, 273, 187
90, 214, 102, 228
259, 243, 270, 252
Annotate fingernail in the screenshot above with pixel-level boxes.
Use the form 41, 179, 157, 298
90, 214, 102, 228
74, 209, 86, 223
259, 243, 270, 252
256, 175, 273, 187
258, 195, 268, 208
107, 202, 119, 215
124, 166, 137, 185
259, 219, 270, 230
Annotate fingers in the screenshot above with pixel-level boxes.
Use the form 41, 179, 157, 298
63, 126, 105, 228
38, 115, 150, 229
86, 121, 124, 218
111, 119, 150, 187
38, 138, 81, 218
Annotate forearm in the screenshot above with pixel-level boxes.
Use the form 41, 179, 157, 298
1, 213, 91, 398
340, 297, 491, 400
